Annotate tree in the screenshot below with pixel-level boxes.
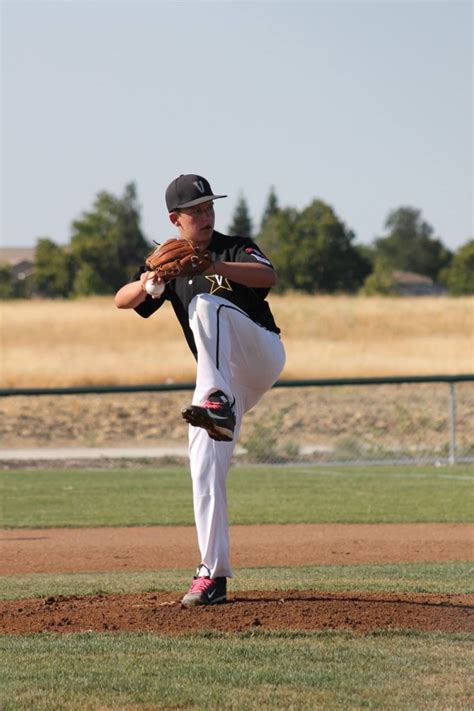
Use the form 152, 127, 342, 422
0, 264, 35, 298
373, 207, 452, 280
260, 186, 279, 230
440, 239, 474, 294
228, 194, 253, 240
0, 264, 16, 299
34, 238, 74, 297
256, 207, 299, 292
360, 258, 397, 295
258, 199, 372, 293
70, 182, 150, 295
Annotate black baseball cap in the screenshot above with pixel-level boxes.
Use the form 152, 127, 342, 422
165, 174, 227, 212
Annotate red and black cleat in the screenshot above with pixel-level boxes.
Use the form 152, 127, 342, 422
181, 567, 227, 607
181, 390, 236, 442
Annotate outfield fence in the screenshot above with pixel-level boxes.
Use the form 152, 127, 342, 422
1, 375, 473, 466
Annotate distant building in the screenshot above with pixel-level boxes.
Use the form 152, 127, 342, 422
0, 247, 35, 281
392, 270, 445, 296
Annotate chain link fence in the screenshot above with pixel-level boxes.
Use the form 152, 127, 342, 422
240, 378, 474, 466
1, 377, 473, 466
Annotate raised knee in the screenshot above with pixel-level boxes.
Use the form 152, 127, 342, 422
193, 293, 215, 312
189, 293, 219, 325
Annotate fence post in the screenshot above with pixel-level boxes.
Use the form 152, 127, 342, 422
448, 382, 457, 465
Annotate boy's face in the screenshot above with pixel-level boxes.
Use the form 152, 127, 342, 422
170, 201, 215, 245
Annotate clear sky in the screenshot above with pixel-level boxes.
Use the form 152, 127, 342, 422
2, 0, 472, 252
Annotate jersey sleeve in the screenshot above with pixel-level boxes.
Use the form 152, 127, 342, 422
234, 240, 275, 269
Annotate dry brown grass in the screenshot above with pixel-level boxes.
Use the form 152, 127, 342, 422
1, 295, 473, 387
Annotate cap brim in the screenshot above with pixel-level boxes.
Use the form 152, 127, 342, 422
175, 194, 227, 209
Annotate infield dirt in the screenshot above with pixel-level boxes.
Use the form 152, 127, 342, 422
1, 523, 472, 635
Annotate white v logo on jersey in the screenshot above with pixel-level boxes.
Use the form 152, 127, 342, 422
193, 180, 205, 193
205, 274, 232, 294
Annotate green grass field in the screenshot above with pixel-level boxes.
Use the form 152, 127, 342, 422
1, 562, 472, 601
1, 631, 472, 711
1, 463, 473, 710
2, 464, 473, 527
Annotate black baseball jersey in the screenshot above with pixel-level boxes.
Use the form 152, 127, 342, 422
133, 231, 280, 358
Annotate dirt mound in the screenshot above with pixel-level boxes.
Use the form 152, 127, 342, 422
2, 591, 472, 635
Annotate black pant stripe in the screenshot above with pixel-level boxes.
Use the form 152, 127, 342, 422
215, 304, 254, 370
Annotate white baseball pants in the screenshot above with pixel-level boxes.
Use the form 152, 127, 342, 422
187, 293, 286, 578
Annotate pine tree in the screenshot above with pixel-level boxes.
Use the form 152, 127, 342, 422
260, 186, 279, 230
228, 194, 253, 240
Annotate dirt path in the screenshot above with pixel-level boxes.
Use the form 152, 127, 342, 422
2, 523, 472, 575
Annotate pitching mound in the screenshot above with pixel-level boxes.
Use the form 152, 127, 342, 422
1, 590, 473, 635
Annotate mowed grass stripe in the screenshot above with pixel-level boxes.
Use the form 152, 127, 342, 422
1, 465, 473, 528
1, 562, 472, 601
1, 631, 472, 711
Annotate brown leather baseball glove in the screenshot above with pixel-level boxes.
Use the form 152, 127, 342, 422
145, 239, 213, 281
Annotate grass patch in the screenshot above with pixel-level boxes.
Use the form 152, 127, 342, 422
1, 562, 472, 601
1, 465, 473, 528
0, 631, 472, 710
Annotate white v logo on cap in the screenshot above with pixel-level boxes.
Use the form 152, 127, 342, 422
165, 174, 227, 212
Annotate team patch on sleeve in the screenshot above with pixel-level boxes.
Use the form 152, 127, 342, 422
244, 247, 273, 266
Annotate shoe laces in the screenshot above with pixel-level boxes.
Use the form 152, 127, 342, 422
202, 393, 227, 410
202, 399, 225, 410
188, 576, 214, 594
202, 392, 235, 413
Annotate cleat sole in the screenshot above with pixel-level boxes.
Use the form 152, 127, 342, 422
181, 594, 227, 608
181, 406, 234, 442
